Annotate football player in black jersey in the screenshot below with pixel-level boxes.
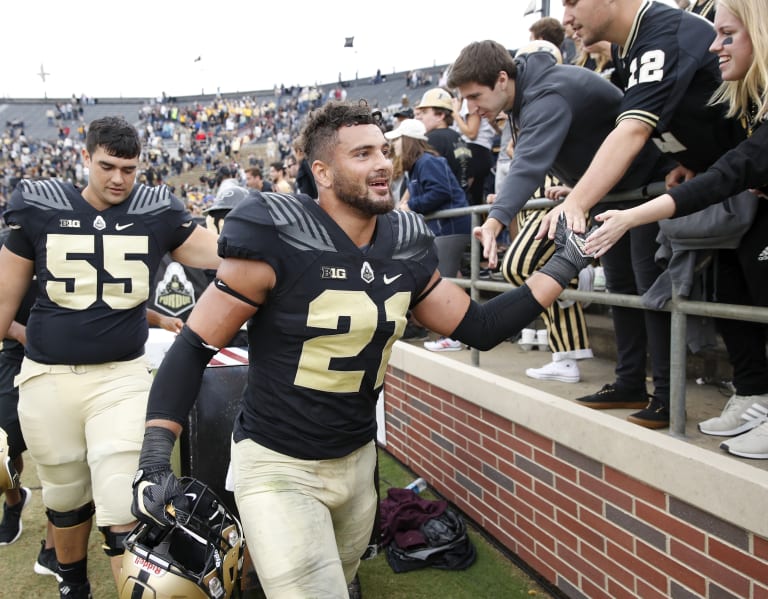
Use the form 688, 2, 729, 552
132, 101, 596, 598
0, 116, 220, 599
533, 0, 746, 429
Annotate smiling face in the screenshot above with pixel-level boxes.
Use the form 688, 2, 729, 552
81, 146, 138, 210
710, 4, 753, 81
327, 124, 394, 216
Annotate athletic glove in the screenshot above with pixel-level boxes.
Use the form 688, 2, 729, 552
131, 426, 191, 527
539, 213, 596, 288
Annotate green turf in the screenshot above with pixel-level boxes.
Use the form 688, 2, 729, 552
3, 449, 549, 598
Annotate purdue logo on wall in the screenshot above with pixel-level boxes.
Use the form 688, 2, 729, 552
154, 262, 196, 316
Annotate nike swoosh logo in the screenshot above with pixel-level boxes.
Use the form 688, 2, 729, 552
115, 222, 134, 231
383, 274, 402, 285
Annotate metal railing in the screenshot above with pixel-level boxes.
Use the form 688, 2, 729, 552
423, 183, 768, 437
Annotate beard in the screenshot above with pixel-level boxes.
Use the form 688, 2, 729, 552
333, 169, 394, 216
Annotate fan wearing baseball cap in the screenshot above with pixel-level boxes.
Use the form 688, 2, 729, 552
415, 88, 471, 194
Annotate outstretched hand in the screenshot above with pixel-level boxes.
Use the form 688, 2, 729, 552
473, 224, 500, 269
536, 201, 589, 241
584, 210, 631, 258
539, 213, 596, 288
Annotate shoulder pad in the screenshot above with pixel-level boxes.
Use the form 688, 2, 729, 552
126, 184, 173, 215
15, 179, 75, 211
389, 210, 435, 261
259, 192, 335, 252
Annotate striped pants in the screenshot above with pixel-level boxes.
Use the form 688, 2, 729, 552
501, 208, 592, 359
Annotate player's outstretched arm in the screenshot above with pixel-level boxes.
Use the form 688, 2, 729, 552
413, 215, 594, 351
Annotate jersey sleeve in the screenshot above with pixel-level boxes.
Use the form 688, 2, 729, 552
217, 192, 320, 273
386, 210, 439, 298
4, 179, 76, 259
128, 184, 196, 250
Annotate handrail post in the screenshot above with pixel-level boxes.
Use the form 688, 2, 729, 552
470, 211, 481, 367
668, 287, 688, 437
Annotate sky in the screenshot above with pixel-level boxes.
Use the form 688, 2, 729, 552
0, 1, 564, 100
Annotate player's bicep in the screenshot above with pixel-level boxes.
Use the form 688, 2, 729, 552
170, 226, 221, 270
411, 275, 471, 337
186, 257, 274, 347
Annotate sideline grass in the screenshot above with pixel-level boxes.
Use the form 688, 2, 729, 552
5, 450, 549, 598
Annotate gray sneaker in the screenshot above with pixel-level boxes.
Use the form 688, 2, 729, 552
698, 394, 768, 437
720, 421, 768, 459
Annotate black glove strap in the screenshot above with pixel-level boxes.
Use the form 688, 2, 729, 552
539, 254, 578, 288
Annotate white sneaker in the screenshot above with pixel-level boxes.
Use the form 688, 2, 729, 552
536, 329, 549, 351
593, 266, 606, 291
698, 394, 768, 436
720, 421, 768, 459
526, 359, 580, 383
423, 337, 463, 352
517, 328, 536, 351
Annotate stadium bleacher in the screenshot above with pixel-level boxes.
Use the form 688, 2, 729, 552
0, 65, 448, 143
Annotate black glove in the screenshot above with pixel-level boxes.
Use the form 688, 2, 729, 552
539, 213, 596, 288
131, 426, 191, 527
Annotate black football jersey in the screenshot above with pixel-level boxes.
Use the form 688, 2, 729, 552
612, 0, 745, 172
4, 179, 195, 364
219, 192, 438, 460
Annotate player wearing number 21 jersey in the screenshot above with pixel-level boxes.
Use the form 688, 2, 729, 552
133, 102, 597, 598
221, 191, 437, 460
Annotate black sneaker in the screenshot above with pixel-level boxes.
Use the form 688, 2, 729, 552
347, 574, 363, 599
627, 396, 670, 429
402, 324, 428, 340
0, 486, 30, 545
35, 539, 62, 581
576, 383, 649, 410
58, 580, 92, 599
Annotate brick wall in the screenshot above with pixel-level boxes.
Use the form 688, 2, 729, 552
382, 364, 768, 598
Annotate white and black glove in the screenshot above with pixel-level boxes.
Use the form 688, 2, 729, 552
539, 213, 596, 288
131, 426, 191, 527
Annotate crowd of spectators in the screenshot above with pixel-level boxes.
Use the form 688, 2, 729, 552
0, 77, 423, 227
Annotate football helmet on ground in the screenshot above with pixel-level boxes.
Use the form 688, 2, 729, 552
119, 477, 245, 599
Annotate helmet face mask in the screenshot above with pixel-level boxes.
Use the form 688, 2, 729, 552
119, 478, 245, 599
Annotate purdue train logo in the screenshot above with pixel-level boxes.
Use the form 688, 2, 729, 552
154, 262, 195, 316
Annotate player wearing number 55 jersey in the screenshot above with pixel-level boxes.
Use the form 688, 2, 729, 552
0, 116, 220, 599
131, 101, 596, 598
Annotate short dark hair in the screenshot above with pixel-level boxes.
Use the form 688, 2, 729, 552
246, 167, 263, 178
300, 101, 377, 164
85, 116, 141, 159
529, 17, 565, 48
448, 40, 518, 91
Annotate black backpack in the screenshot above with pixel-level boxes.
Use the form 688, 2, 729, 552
385, 507, 477, 573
